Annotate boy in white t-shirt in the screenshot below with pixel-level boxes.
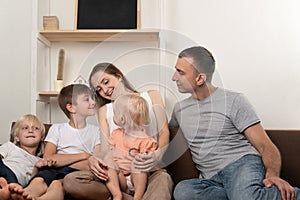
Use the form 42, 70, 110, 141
10, 84, 101, 200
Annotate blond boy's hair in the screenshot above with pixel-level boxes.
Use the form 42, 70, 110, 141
10, 114, 45, 157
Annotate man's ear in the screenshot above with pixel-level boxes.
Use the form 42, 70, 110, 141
196, 73, 206, 86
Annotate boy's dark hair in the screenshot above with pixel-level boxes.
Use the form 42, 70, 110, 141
58, 84, 92, 118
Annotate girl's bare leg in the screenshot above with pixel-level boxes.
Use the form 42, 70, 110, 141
131, 173, 147, 200
118, 173, 129, 194
106, 168, 122, 200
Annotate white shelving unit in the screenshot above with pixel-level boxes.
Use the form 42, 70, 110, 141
34, 1, 162, 123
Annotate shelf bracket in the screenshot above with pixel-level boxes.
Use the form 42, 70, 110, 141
37, 33, 51, 47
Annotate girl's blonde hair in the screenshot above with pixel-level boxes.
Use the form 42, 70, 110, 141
10, 114, 46, 157
114, 94, 150, 130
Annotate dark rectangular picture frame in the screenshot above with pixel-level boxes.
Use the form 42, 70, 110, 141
75, 0, 140, 29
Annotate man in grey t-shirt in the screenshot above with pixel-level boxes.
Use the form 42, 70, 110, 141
170, 46, 299, 200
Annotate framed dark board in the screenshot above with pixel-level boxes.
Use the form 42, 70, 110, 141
75, 0, 140, 29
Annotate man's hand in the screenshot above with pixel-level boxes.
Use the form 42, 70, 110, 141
133, 151, 158, 172
263, 176, 296, 200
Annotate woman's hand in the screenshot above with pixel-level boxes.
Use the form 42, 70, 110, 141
88, 155, 108, 181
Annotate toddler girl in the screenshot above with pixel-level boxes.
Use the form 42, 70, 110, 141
106, 94, 157, 200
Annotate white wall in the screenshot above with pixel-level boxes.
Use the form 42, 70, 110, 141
1, 0, 300, 144
0, 0, 33, 143
163, 0, 300, 129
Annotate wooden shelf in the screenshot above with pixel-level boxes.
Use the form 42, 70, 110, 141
38, 91, 59, 97
38, 29, 159, 43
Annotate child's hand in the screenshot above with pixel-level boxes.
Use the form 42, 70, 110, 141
35, 158, 56, 168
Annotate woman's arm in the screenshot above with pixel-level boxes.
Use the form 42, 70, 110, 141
148, 90, 170, 149
98, 105, 111, 154
86, 105, 111, 181
98, 105, 110, 139
133, 90, 170, 171
88, 144, 108, 181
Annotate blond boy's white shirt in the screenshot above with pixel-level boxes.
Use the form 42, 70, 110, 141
0, 142, 40, 186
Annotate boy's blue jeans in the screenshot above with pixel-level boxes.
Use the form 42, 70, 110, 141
174, 154, 300, 200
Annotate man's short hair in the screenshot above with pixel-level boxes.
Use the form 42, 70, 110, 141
179, 46, 215, 83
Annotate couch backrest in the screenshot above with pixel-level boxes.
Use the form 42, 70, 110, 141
166, 128, 300, 188
266, 130, 300, 187
9, 122, 300, 188
165, 128, 199, 185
